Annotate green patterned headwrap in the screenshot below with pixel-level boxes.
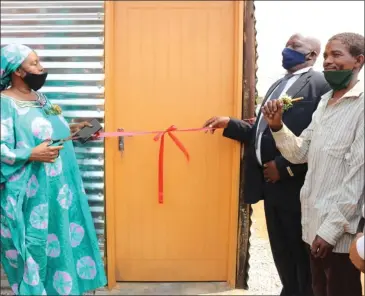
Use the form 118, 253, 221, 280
1, 44, 33, 91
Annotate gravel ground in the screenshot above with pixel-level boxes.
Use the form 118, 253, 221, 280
245, 202, 282, 295
246, 237, 282, 294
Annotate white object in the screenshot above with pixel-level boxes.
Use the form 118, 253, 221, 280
356, 236, 364, 260
357, 204, 365, 259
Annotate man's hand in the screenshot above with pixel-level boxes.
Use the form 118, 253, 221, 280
261, 99, 284, 131
69, 121, 93, 135
349, 233, 365, 273
202, 116, 230, 134
263, 161, 280, 183
311, 235, 334, 259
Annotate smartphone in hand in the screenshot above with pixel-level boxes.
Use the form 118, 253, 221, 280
74, 119, 103, 144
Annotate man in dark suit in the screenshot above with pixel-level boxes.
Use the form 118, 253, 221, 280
203, 34, 331, 296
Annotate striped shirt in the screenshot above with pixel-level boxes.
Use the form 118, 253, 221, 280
271, 80, 364, 253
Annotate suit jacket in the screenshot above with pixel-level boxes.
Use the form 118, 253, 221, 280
223, 69, 331, 207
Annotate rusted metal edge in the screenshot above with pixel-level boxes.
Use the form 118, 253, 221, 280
236, 0, 257, 289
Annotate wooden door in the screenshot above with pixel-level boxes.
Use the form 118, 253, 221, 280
105, 1, 243, 283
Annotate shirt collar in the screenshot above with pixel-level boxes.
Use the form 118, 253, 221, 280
280, 66, 312, 79
343, 79, 364, 98
292, 66, 313, 76
321, 79, 364, 102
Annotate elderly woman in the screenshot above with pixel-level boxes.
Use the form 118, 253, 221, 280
0, 44, 106, 295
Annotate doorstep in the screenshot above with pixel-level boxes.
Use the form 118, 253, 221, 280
95, 282, 247, 295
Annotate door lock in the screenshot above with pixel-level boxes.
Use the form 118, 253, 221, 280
118, 128, 124, 153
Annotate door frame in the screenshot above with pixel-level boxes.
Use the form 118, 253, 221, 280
236, 1, 258, 289
104, 0, 244, 289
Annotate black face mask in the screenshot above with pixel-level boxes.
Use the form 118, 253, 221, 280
22, 71, 48, 91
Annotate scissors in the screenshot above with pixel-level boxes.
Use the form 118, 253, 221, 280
47, 135, 82, 147
47, 119, 103, 146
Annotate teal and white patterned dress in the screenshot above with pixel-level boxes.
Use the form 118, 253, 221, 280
0, 92, 107, 295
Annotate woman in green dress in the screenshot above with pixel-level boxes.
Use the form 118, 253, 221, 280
1, 44, 107, 295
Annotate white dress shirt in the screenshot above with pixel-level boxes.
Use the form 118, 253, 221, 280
255, 66, 312, 165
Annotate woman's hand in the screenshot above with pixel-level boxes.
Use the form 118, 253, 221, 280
69, 121, 93, 135
29, 141, 63, 163
261, 99, 284, 131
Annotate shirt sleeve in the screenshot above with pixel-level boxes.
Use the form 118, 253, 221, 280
1, 99, 32, 182
270, 98, 326, 164
222, 117, 253, 144
271, 118, 317, 165
316, 113, 364, 246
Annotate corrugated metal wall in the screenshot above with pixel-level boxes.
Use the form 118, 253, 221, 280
0, 0, 105, 289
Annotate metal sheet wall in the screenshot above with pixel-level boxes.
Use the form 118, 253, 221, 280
1, 0, 105, 289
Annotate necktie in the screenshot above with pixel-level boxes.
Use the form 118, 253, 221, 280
255, 73, 294, 150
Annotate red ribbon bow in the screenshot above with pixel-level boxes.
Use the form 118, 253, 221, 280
153, 125, 190, 204
91, 118, 258, 204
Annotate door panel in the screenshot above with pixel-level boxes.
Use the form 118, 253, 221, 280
107, 1, 242, 281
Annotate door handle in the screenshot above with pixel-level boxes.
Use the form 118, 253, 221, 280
118, 128, 124, 153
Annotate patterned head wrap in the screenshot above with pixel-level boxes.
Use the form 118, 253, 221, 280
1, 44, 33, 91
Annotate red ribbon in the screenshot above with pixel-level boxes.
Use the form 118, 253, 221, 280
96, 126, 198, 204
153, 125, 190, 203
94, 117, 256, 204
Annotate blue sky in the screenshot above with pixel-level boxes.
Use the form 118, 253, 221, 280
255, 1, 364, 97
